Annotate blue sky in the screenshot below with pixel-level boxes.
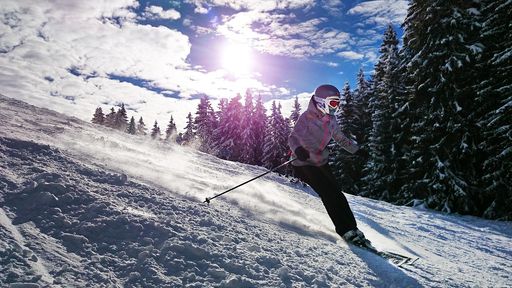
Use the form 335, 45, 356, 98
0, 0, 408, 130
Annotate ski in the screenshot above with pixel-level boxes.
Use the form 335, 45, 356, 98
375, 250, 418, 267
354, 242, 419, 267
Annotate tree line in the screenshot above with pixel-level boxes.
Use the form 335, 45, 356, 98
91, 104, 178, 141
91, 92, 301, 173
330, 0, 510, 220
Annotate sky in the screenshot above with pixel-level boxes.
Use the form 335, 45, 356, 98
0, 0, 408, 131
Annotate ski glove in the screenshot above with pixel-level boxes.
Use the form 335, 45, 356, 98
295, 146, 310, 161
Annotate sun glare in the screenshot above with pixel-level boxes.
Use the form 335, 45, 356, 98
221, 42, 253, 76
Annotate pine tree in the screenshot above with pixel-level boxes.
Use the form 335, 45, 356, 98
262, 101, 289, 171
350, 68, 372, 194
352, 69, 372, 153
339, 82, 356, 136
137, 117, 147, 135
165, 116, 177, 142
252, 95, 268, 166
363, 24, 401, 201
289, 95, 301, 125
240, 90, 257, 164
212, 94, 243, 161
210, 98, 228, 152
331, 82, 359, 194
150, 121, 161, 140
182, 112, 196, 145
114, 104, 128, 131
194, 96, 217, 151
276, 103, 291, 173
387, 41, 414, 205
402, 0, 482, 214
104, 107, 117, 128
176, 133, 184, 145
127, 116, 137, 135
474, 0, 512, 219
92, 107, 105, 125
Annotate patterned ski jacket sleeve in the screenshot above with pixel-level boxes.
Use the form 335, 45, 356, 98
331, 120, 359, 154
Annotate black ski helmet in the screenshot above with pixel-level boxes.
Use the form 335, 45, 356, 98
313, 84, 341, 115
314, 84, 340, 99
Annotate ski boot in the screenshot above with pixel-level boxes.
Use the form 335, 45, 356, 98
343, 228, 372, 248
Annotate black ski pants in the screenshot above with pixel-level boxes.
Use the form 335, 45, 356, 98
293, 164, 357, 237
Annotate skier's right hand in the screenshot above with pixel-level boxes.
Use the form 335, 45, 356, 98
295, 146, 310, 161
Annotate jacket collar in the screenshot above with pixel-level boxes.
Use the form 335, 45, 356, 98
306, 97, 332, 120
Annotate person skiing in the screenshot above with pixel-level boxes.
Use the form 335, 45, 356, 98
288, 84, 369, 247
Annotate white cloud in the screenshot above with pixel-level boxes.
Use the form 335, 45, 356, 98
337, 51, 365, 60
185, 1, 352, 58
321, 0, 343, 15
364, 50, 379, 63
185, 0, 316, 13
143, 5, 181, 20
217, 11, 351, 58
348, 0, 408, 26
0, 0, 290, 132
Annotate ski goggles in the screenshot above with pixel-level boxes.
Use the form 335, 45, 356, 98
315, 96, 341, 109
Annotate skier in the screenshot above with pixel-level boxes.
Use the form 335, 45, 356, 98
288, 84, 369, 247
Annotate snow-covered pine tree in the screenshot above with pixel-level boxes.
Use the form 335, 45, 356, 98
137, 117, 147, 136
176, 133, 184, 145
216, 98, 228, 121
182, 112, 196, 145
262, 101, 289, 171
212, 94, 243, 161
252, 95, 268, 166
330, 82, 359, 194
210, 98, 228, 154
278, 103, 292, 174
114, 104, 128, 131
194, 96, 217, 152
474, 0, 512, 220
338, 82, 356, 138
350, 68, 372, 194
127, 116, 137, 135
165, 116, 177, 142
289, 95, 301, 125
362, 24, 400, 201
402, 0, 482, 215
240, 90, 257, 164
150, 121, 161, 140
387, 37, 415, 205
104, 108, 117, 128
91, 107, 105, 125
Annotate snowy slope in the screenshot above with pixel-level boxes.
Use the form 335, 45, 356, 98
0, 94, 511, 288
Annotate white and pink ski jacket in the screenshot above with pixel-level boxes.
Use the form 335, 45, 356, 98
288, 98, 359, 167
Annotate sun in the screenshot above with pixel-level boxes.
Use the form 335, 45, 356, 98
221, 41, 254, 76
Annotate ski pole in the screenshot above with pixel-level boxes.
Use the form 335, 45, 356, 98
204, 158, 297, 204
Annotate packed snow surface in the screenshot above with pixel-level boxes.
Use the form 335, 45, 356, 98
0, 94, 511, 287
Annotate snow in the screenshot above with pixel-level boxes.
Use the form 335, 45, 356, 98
467, 43, 484, 54
466, 8, 480, 16
454, 101, 463, 112
0, 94, 511, 287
